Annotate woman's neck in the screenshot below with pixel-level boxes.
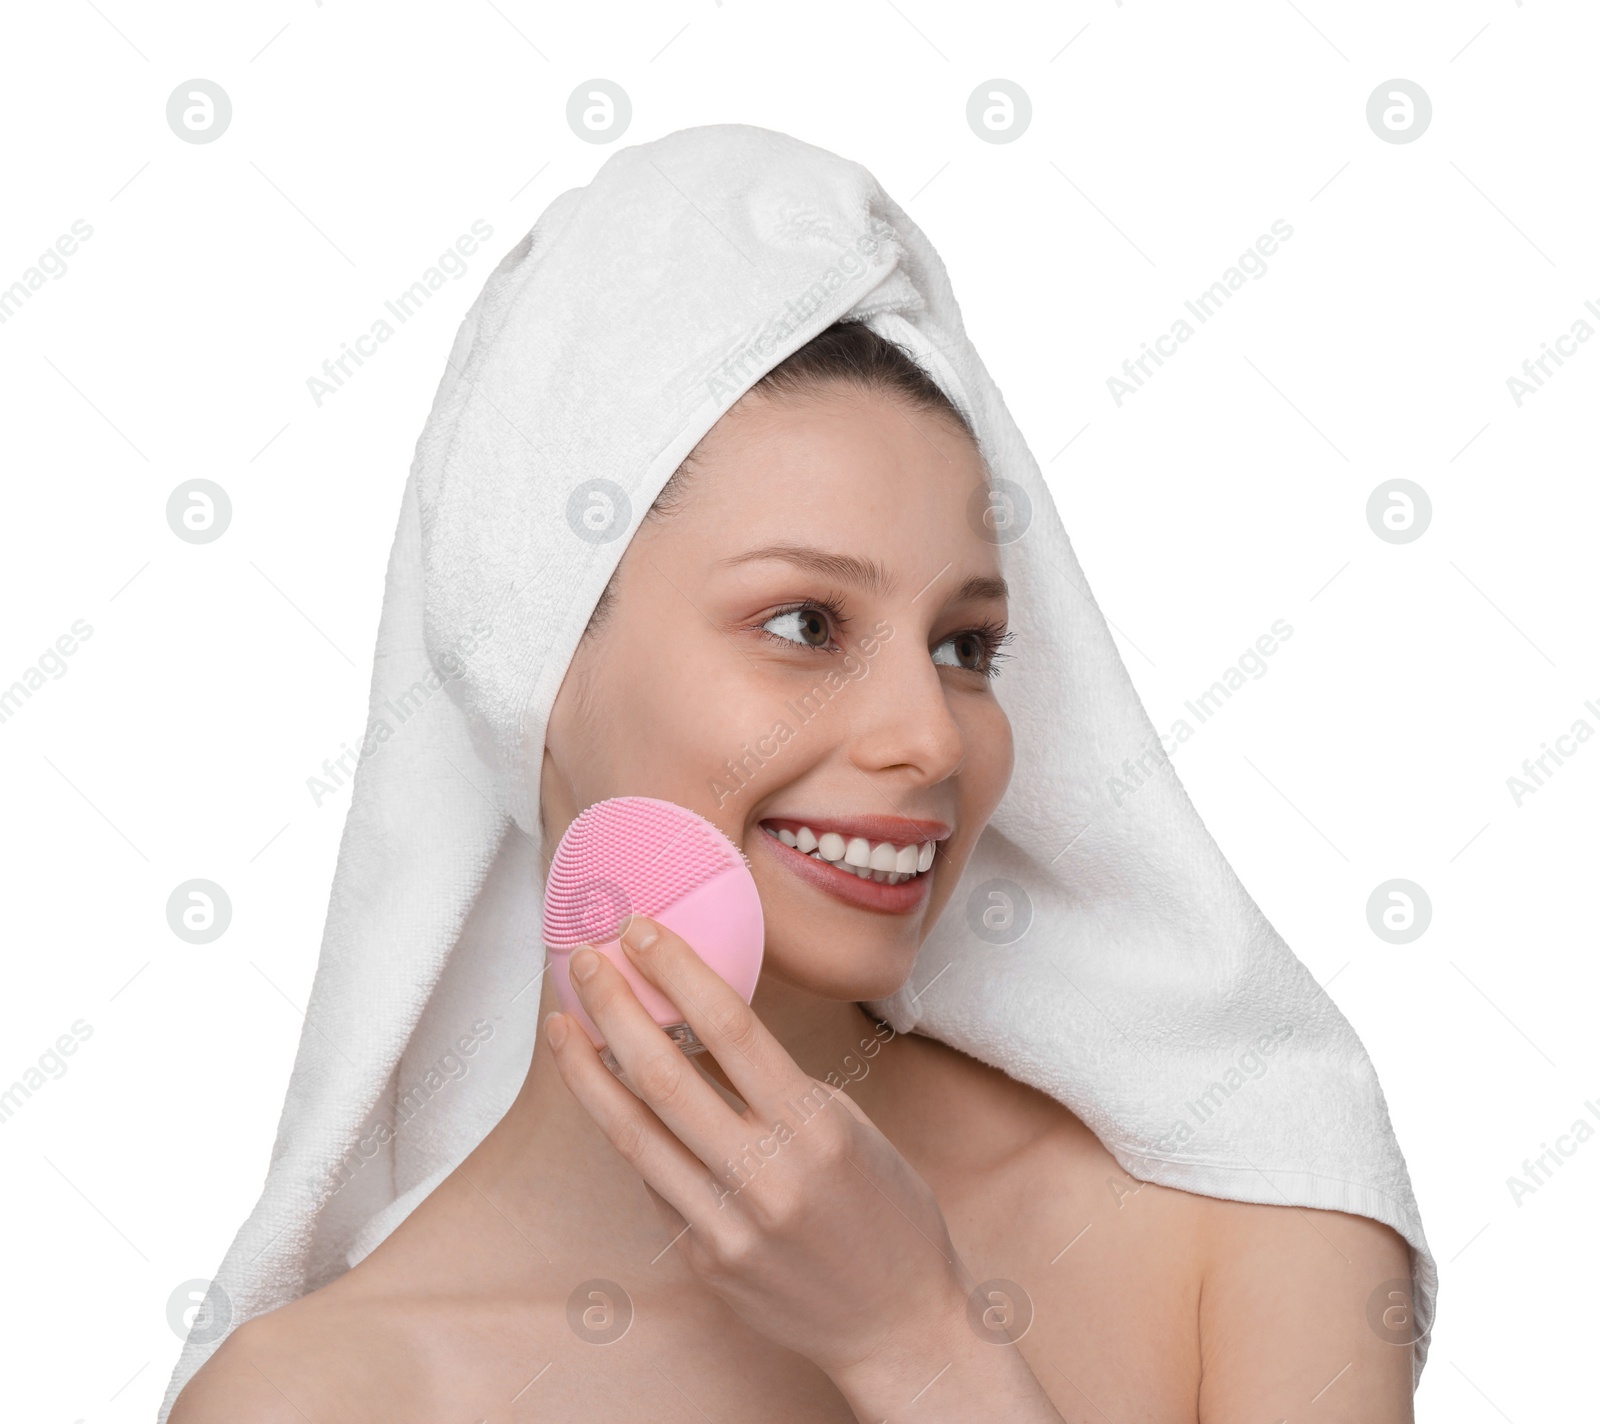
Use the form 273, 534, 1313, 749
439, 967, 915, 1267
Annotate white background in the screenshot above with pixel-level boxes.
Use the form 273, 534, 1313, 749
2, 1, 1594, 1419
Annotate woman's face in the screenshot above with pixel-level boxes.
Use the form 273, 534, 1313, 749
541, 382, 1014, 1002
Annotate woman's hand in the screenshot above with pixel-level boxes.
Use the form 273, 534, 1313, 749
545, 912, 971, 1383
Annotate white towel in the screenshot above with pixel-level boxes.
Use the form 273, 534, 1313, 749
159, 122, 1434, 1418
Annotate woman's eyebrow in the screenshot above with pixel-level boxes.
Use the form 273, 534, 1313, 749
718, 543, 1009, 606
718, 543, 893, 594
946, 573, 1008, 605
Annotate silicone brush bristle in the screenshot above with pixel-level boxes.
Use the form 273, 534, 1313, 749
543, 797, 748, 949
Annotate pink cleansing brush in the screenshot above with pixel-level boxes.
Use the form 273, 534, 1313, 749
543, 796, 765, 1072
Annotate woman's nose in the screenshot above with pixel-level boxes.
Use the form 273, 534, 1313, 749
840, 634, 967, 786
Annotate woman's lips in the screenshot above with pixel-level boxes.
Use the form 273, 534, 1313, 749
752, 823, 934, 914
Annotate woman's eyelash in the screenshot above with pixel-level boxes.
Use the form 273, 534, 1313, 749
956, 620, 1016, 680
790, 592, 851, 627
753, 595, 851, 650
756, 601, 1015, 678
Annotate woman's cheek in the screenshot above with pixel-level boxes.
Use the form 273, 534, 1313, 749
616, 621, 739, 791
962, 698, 1015, 821
683, 674, 807, 824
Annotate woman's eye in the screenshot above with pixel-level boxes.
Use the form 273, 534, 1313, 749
931, 632, 990, 671
762, 607, 833, 648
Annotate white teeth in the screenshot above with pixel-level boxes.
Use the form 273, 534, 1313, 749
764, 823, 939, 882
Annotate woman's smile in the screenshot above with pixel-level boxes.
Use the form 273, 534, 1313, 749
751, 813, 951, 914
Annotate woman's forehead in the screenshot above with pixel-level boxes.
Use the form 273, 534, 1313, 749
662, 388, 993, 547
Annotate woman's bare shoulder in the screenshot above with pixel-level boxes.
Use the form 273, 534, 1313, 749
922, 1042, 1415, 1417
1193, 1194, 1416, 1419
167, 1305, 321, 1424
167, 1284, 445, 1424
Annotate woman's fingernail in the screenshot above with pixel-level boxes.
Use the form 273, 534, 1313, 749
622, 915, 659, 953
570, 947, 600, 983
544, 1012, 569, 1048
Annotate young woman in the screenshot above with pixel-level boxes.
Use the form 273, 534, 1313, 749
164, 127, 1430, 1424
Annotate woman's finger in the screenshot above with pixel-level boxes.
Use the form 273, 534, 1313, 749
617, 914, 817, 1120
562, 946, 758, 1182
545, 1009, 725, 1225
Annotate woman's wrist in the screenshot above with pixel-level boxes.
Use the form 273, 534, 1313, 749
825, 1280, 1065, 1423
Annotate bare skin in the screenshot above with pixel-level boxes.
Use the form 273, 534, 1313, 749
171, 384, 1415, 1423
